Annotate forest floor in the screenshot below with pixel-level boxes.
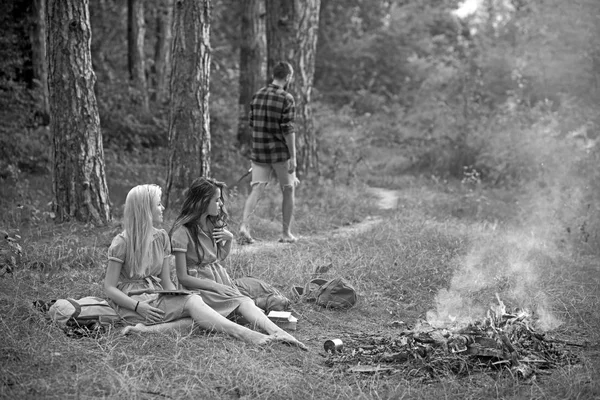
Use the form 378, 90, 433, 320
0, 154, 599, 399
233, 186, 399, 256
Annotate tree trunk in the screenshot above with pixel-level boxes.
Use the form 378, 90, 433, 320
164, 0, 211, 207
237, 0, 266, 153
47, 0, 111, 225
29, 0, 50, 123
266, 0, 321, 175
128, 0, 149, 112
153, 0, 174, 104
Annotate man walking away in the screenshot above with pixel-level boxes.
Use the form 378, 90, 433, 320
238, 61, 298, 244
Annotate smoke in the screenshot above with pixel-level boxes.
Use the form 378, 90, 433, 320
426, 227, 564, 331
425, 114, 600, 331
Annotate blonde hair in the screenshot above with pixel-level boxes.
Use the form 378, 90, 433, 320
122, 184, 161, 277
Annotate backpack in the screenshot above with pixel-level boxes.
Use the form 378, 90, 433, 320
233, 276, 292, 313
297, 277, 358, 309
47, 296, 121, 332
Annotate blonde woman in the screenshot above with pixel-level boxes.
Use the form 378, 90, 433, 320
104, 184, 288, 346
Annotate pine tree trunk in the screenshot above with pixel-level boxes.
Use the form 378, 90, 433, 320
165, 0, 211, 207
237, 0, 266, 153
30, 0, 50, 123
153, 0, 173, 104
128, 0, 149, 112
47, 0, 111, 225
266, 0, 321, 175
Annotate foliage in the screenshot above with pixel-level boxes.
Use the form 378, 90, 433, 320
0, 231, 23, 276
0, 0, 33, 85
0, 83, 51, 181
97, 79, 169, 152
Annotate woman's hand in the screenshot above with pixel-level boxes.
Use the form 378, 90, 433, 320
213, 227, 233, 245
212, 282, 239, 296
135, 300, 165, 324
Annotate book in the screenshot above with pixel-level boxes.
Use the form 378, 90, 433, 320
267, 311, 298, 331
127, 289, 192, 296
268, 311, 292, 321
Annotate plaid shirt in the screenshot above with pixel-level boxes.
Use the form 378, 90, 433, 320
249, 83, 295, 164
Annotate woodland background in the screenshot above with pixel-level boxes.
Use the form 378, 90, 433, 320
1, 0, 600, 399
2, 0, 600, 213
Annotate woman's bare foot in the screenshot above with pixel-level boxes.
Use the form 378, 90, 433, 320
239, 330, 277, 346
121, 323, 144, 336
271, 331, 308, 351
255, 335, 277, 346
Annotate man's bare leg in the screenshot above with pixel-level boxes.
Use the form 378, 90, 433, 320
279, 184, 296, 242
239, 182, 267, 242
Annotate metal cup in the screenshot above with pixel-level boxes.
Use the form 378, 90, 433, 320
324, 339, 344, 354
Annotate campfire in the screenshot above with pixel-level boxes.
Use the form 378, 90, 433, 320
325, 295, 580, 380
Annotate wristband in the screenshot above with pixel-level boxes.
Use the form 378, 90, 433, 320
134, 301, 139, 312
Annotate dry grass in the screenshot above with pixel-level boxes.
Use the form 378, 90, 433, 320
1, 156, 599, 399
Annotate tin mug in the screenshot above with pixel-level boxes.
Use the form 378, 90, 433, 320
324, 339, 344, 353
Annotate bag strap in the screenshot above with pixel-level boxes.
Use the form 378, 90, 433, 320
302, 278, 330, 302
66, 299, 113, 320
309, 278, 329, 286
66, 299, 82, 319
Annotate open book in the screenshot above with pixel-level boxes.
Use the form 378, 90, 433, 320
127, 289, 192, 296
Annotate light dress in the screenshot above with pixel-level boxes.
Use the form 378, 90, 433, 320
170, 224, 252, 317
107, 228, 192, 325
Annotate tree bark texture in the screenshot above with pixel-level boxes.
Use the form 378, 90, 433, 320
266, 0, 321, 175
237, 0, 266, 152
128, 0, 149, 111
165, 0, 211, 207
30, 0, 50, 123
47, 0, 111, 225
153, 0, 174, 104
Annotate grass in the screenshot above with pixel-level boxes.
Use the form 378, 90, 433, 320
1, 160, 599, 399
2, 106, 600, 399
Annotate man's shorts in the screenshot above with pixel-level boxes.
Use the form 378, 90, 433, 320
251, 161, 296, 188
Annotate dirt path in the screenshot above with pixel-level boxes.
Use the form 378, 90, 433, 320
232, 187, 399, 254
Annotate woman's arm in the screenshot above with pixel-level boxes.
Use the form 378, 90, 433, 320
104, 260, 166, 323
104, 260, 139, 310
159, 256, 177, 291
174, 252, 238, 296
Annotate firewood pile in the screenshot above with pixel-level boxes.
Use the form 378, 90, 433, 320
325, 296, 580, 380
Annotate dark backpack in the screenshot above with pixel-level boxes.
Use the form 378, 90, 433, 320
233, 276, 292, 313
298, 278, 358, 309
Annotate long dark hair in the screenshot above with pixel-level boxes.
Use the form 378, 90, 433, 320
169, 177, 228, 263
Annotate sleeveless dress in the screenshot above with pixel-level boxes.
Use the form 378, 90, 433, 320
107, 228, 193, 325
171, 224, 252, 317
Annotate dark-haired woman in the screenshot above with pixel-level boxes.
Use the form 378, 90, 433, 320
170, 177, 306, 350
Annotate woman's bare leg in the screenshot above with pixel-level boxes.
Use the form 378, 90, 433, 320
236, 301, 307, 350
185, 296, 274, 345
121, 318, 194, 336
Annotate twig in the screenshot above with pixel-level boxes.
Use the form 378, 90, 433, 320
140, 390, 172, 399
546, 338, 585, 347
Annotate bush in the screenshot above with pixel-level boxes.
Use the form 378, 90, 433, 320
0, 83, 51, 178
